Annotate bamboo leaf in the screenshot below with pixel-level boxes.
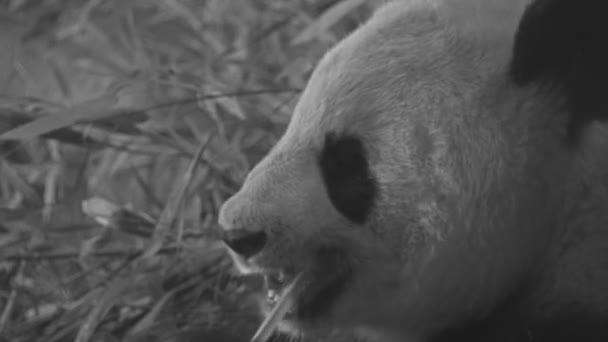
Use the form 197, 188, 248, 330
0, 95, 119, 140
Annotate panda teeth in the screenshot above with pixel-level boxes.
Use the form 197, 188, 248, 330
267, 289, 279, 303
264, 271, 289, 304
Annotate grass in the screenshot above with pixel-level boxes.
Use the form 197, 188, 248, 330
0, 0, 374, 341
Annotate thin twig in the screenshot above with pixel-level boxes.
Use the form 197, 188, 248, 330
0, 261, 25, 334
0, 88, 301, 120
143, 132, 214, 259
2, 246, 179, 262
129, 88, 302, 115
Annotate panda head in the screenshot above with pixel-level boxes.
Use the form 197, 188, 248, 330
218, 0, 608, 340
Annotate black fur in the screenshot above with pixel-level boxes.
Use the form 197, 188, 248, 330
319, 133, 376, 224
510, 0, 608, 141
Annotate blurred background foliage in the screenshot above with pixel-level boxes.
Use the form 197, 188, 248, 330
0, 0, 375, 341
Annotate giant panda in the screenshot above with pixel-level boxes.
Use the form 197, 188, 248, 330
217, 0, 608, 341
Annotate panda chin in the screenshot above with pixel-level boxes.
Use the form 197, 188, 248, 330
263, 247, 352, 325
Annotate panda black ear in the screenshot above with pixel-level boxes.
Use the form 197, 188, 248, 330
510, 0, 608, 139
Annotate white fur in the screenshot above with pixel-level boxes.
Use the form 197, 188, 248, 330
219, 0, 608, 340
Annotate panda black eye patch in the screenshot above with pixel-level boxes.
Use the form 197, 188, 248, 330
319, 132, 376, 224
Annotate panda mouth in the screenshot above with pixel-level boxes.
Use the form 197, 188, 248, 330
254, 248, 352, 339
265, 253, 351, 319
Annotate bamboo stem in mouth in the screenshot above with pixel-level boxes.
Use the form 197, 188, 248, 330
251, 273, 304, 342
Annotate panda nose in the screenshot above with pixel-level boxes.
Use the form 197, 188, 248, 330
218, 195, 269, 258
221, 229, 267, 258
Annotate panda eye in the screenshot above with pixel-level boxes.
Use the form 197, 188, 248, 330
319, 132, 376, 224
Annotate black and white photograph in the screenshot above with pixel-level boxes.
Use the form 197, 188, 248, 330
0, 0, 607, 341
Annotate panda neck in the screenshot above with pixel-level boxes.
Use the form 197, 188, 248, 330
429, 290, 608, 342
